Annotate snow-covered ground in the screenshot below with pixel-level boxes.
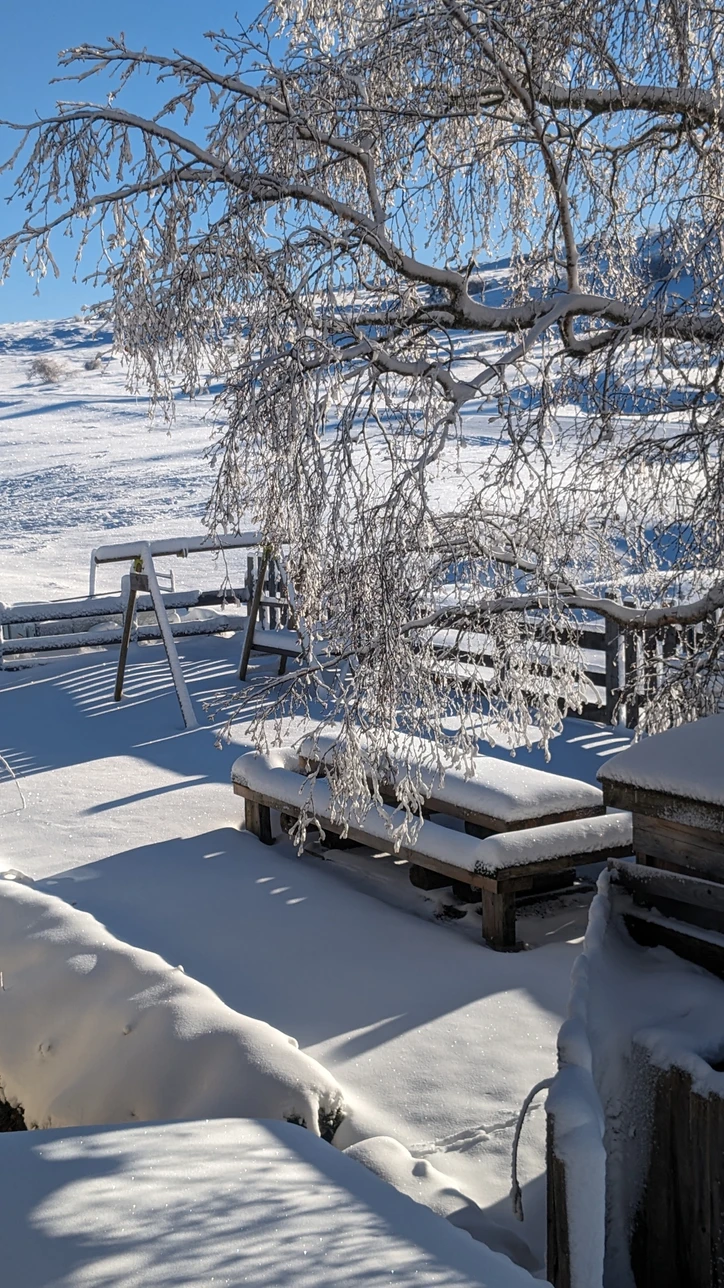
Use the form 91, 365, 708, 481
0, 318, 222, 604
0, 319, 636, 1280
2, 1118, 539, 1287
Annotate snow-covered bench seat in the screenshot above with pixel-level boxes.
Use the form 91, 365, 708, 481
298, 728, 605, 833
231, 749, 632, 949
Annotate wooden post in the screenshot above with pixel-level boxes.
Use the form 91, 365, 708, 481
114, 572, 146, 702
258, 553, 269, 630
604, 611, 620, 725
244, 797, 274, 845
630, 1043, 724, 1288
481, 888, 517, 950
408, 864, 451, 891
139, 544, 198, 730
238, 548, 270, 681
268, 559, 278, 630
623, 633, 635, 727
546, 1113, 571, 1288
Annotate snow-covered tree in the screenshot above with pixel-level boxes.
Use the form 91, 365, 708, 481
3, 1, 723, 827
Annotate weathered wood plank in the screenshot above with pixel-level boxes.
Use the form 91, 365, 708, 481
408, 864, 451, 890
630, 1042, 724, 1288
238, 549, 270, 681
113, 581, 139, 703
621, 907, 724, 982
476, 846, 632, 891
481, 889, 517, 950
244, 797, 274, 846
632, 813, 724, 883
602, 780, 724, 833
610, 858, 724, 934
546, 1113, 571, 1288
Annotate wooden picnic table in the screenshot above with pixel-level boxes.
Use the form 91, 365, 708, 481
232, 745, 631, 949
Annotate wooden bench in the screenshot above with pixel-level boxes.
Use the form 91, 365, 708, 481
231, 747, 633, 949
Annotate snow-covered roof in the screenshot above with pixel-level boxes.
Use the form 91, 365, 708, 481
597, 714, 724, 806
2, 1117, 539, 1287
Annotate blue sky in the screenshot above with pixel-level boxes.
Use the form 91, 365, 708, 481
0, 2, 262, 322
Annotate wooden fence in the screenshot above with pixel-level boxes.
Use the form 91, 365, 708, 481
433, 610, 718, 728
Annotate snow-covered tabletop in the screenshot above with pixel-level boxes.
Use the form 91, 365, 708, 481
597, 713, 724, 808
297, 729, 604, 823
0, 1117, 539, 1287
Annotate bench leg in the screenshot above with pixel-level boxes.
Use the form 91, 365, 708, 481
409, 864, 451, 891
482, 888, 517, 950
245, 799, 274, 845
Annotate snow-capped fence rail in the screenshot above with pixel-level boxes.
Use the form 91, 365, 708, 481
430, 609, 718, 729
0, 876, 346, 1138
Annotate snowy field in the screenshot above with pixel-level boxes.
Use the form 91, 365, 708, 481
0, 319, 635, 1280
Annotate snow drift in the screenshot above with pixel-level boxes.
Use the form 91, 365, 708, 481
344, 1135, 539, 1274
0, 874, 345, 1136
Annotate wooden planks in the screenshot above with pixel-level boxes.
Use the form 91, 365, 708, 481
630, 1043, 724, 1288
610, 858, 724, 933
621, 908, 724, 982
632, 813, 724, 884
244, 797, 274, 846
603, 780, 724, 833
546, 1114, 571, 1288
481, 889, 518, 951
238, 549, 270, 681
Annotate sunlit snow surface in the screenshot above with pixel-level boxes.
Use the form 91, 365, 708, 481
0, 318, 635, 1279
1, 1118, 538, 1286
0, 318, 218, 602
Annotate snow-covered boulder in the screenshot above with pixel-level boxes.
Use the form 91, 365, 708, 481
0, 876, 345, 1136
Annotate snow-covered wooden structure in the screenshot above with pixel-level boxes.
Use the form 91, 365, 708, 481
547, 715, 724, 1288
598, 713, 724, 880
232, 743, 632, 949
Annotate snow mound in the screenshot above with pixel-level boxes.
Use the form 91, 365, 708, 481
0, 876, 345, 1136
344, 1135, 540, 1274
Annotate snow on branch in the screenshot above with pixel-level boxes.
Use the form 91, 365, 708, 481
2, 1, 724, 811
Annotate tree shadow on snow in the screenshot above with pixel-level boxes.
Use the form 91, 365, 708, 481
1, 1119, 504, 1287
0, 638, 244, 789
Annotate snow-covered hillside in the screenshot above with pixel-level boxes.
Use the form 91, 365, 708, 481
0, 318, 221, 603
